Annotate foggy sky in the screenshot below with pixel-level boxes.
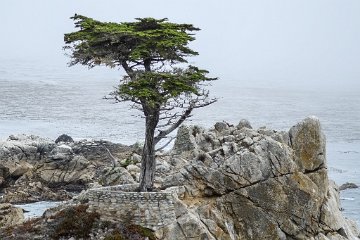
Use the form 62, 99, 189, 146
1, 0, 359, 91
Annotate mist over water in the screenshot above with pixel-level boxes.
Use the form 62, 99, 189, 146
1, 58, 358, 144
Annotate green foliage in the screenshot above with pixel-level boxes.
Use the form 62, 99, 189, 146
119, 158, 132, 168
64, 14, 199, 67
65, 14, 216, 109
118, 66, 215, 107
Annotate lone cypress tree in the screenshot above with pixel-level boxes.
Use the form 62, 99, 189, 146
64, 14, 217, 191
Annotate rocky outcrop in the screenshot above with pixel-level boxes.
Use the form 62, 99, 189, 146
99, 167, 135, 186
0, 135, 135, 203
0, 203, 24, 227
0, 117, 359, 240
155, 117, 359, 239
55, 134, 74, 144
0, 164, 10, 187
339, 182, 359, 191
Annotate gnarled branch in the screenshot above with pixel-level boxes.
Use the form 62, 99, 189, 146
154, 98, 217, 145
155, 136, 176, 152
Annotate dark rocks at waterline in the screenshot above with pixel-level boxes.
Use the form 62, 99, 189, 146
339, 182, 359, 191
55, 134, 74, 144
237, 118, 252, 129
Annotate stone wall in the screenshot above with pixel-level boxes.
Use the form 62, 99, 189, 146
86, 184, 176, 230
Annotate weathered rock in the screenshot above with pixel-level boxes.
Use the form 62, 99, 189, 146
320, 181, 359, 239
2, 183, 70, 203
0, 164, 10, 186
130, 153, 141, 164
10, 161, 33, 178
0, 203, 24, 227
0, 135, 135, 202
55, 134, 74, 144
49, 144, 73, 161
126, 164, 140, 173
99, 167, 135, 186
72, 140, 133, 165
339, 182, 359, 191
289, 116, 326, 172
1, 134, 55, 163
237, 119, 252, 129
214, 122, 229, 132
1, 118, 359, 240
37, 155, 95, 189
172, 125, 198, 153
156, 117, 359, 239
126, 164, 141, 182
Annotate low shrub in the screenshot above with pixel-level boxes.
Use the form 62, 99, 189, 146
18, 218, 42, 233
104, 229, 124, 240
127, 224, 156, 240
103, 223, 156, 240
50, 204, 99, 240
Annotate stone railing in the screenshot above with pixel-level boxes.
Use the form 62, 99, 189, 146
86, 184, 176, 230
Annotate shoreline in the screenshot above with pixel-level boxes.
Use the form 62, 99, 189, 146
1, 117, 360, 238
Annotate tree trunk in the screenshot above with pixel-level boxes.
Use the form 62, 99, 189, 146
139, 109, 159, 192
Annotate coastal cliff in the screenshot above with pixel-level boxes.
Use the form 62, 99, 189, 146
0, 117, 359, 239
153, 117, 359, 239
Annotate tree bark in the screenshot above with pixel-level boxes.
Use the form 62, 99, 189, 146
139, 107, 159, 192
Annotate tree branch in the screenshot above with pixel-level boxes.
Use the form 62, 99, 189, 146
154, 98, 217, 145
155, 137, 176, 152
129, 61, 143, 69
154, 106, 193, 145
122, 61, 133, 76
191, 98, 217, 109
104, 147, 119, 168
104, 93, 142, 105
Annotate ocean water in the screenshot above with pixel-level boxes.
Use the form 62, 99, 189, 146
15, 201, 61, 219
0, 59, 359, 224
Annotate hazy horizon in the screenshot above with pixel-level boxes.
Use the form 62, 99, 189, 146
1, 0, 359, 92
